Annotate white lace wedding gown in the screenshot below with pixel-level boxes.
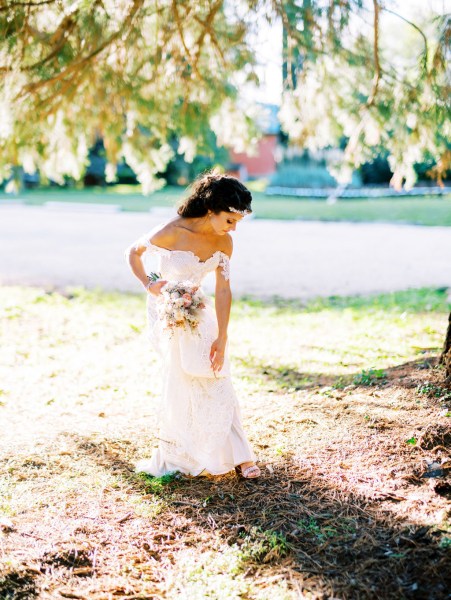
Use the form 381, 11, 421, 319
134, 233, 256, 477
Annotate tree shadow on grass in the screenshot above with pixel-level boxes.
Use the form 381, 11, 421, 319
69, 436, 450, 600
238, 355, 442, 394
0, 569, 39, 600
4, 409, 448, 599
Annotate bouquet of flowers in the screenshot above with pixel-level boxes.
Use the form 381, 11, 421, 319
153, 275, 206, 334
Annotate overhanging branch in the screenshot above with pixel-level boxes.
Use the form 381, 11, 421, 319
382, 6, 429, 72
367, 0, 380, 107
0, 0, 57, 11
16, 0, 144, 98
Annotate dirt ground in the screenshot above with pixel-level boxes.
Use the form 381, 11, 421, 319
1, 287, 450, 599
1, 359, 450, 599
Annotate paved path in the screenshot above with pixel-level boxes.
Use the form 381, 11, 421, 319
1, 205, 450, 298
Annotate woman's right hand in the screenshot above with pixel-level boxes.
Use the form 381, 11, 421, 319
147, 280, 168, 296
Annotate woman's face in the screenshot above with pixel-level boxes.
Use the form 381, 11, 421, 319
209, 211, 244, 235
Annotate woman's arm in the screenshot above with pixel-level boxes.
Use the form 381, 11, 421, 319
210, 240, 233, 373
210, 272, 232, 374
124, 235, 168, 296
215, 271, 232, 339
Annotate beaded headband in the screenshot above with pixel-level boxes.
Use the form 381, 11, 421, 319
228, 206, 251, 216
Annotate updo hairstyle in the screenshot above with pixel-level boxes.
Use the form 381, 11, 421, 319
177, 172, 252, 218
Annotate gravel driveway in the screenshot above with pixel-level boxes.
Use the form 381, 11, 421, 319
1, 204, 450, 299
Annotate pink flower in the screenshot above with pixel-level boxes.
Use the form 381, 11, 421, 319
182, 293, 193, 307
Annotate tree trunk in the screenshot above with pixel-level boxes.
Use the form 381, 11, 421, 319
440, 311, 451, 384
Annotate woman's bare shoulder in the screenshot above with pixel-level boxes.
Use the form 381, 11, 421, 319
218, 233, 233, 258
149, 218, 182, 247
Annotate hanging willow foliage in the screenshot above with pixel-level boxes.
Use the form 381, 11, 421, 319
0, 0, 259, 192
275, 0, 450, 189
0, 0, 449, 191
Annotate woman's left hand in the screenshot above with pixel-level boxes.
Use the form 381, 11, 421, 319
210, 338, 226, 373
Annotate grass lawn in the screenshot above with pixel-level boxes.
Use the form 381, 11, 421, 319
1, 286, 450, 598
1, 185, 451, 226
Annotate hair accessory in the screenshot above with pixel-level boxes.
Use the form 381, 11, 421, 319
228, 206, 251, 216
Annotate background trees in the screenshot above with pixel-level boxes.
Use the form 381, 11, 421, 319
277, 0, 450, 189
0, 0, 257, 192
1, 1, 449, 191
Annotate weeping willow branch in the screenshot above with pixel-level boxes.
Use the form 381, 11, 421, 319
172, 0, 195, 65
382, 6, 429, 73
367, 0, 380, 106
24, 13, 78, 72
1, 0, 448, 194
16, 0, 144, 98
0, 0, 57, 11
345, 0, 380, 161
192, 0, 223, 71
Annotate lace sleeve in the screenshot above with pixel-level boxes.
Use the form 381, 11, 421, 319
218, 253, 230, 281
131, 229, 165, 255
130, 223, 170, 255
131, 233, 150, 251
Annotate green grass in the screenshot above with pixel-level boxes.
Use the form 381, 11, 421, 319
353, 368, 388, 386
228, 287, 450, 397
296, 517, 338, 541
1, 285, 448, 407
238, 527, 291, 562
251, 194, 451, 226
1, 185, 450, 226
0, 185, 180, 212
234, 287, 451, 317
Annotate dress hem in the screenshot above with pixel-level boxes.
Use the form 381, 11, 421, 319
135, 461, 254, 478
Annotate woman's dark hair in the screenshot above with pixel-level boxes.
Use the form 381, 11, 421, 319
177, 171, 252, 218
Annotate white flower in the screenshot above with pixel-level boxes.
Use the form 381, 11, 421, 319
178, 137, 197, 164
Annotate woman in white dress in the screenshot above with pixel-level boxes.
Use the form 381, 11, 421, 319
125, 172, 260, 479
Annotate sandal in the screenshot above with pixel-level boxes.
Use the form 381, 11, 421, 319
236, 463, 261, 479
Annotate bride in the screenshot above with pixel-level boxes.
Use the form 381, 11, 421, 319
125, 172, 260, 479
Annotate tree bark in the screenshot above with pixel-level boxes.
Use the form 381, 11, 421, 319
440, 311, 451, 384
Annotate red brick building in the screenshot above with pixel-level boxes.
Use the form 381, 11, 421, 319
229, 104, 280, 180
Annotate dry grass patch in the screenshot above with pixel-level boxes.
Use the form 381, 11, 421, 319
1, 286, 450, 599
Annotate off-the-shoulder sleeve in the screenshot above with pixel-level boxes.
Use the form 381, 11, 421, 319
131, 227, 171, 256
132, 232, 155, 252
218, 253, 230, 281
